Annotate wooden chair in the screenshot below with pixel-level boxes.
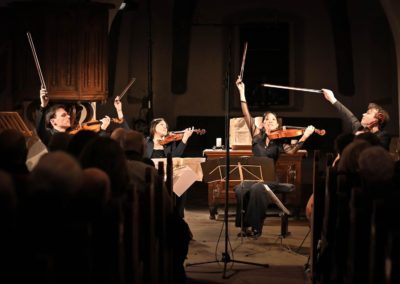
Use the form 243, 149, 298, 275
315, 165, 338, 284
385, 231, 400, 284
370, 193, 400, 284
310, 150, 326, 283
347, 186, 373, 284
238, 156, 294, 238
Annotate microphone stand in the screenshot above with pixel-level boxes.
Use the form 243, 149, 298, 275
186, 26, 268, 279
146, 0, 154, 123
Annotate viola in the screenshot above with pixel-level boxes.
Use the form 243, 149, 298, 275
159, 129, 206, 145
268, 126, 326, 140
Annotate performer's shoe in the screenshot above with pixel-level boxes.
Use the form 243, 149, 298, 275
237, 228, 252, 237
248, 229, 262, 239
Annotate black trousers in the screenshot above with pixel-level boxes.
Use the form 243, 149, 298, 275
234, 181, 294, 233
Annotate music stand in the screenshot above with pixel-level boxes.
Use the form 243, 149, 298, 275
187, 31, 269, 278
186, 157, 270, 269
0, 112, 33, 137
202, 156, 290, 213
202, 156, 291, 237
201, 156, 262, 183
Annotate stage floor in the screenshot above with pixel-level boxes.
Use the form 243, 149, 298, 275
184, 207, 312, 284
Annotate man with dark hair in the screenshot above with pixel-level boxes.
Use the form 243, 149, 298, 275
36, 88, 125, 146
322, 89, 390, 149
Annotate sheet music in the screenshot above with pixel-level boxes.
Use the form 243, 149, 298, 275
152, 157, 205, 181
172, 166, 198, 197
263, 184, 291, 215
151, 157, 205, 197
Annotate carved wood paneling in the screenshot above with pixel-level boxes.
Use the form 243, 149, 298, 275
10, 2, 113, 102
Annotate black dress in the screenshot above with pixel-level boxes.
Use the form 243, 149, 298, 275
234, 131, 301, 236
144, 137, 187, 159
144, 137, 188, 218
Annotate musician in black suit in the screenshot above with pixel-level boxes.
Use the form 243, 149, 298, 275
321, 88, 390, 149
36, 88, 127, 147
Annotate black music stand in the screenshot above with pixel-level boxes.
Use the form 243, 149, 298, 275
187, 30, 268, 278
202, 156, 292, 237
202, 156, 264, 224
186, 157, 270, 270
203, 157, 265, 183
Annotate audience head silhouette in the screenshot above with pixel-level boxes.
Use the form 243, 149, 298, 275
0, 129, 27, 171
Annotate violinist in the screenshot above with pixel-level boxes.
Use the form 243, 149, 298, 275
144, 118, 194, 159
144, 118, 194, 219
234, 77, 316, 238
236, 77, 315, 160
36, 88, 122, 147
321, 89, 390, 150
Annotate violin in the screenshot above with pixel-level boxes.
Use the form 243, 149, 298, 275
69, 118, 124, 135
268, 126, 326, 140
159, 129, 206, 145
69, 120, 101, 135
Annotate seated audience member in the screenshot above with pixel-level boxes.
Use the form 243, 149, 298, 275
337, 140, 372, 188
123, 129, 154, 166
354, 131, 382, 147
47, 132, 72, 152
118, 129, 163, 189
0, 129, 30, 200
79, 136, 130, 197
110, 127, 126, 148
27, 151, 83, 208
358, 146, 395, 191
306, 132, 355, 220
78, 167, 112, 283
121, 129, 190, 284
110, 128, 154, 165
67, 130, 98, 158
79, 168, 111, 222
19, 151, 84, 284
0, 129, 28, 174
332, 132, 355, 167
0, 170, 18, 284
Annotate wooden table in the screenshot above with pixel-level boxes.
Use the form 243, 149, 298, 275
203, 149, 307, 219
